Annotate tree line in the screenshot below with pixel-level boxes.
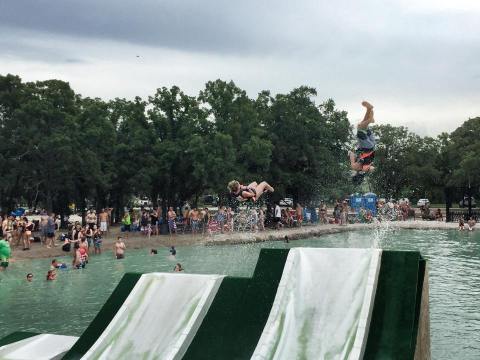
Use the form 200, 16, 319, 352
0, 73, 478, 220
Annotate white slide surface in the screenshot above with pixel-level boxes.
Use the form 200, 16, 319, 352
252, 248, 381, 360
0, 334, 78, 360
81, 273, 224, 360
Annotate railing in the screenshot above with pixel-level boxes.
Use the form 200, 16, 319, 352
446, 209, 480, 222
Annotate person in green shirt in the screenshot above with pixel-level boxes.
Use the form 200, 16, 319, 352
0, 239, 11, 270
122, 212, 131, 232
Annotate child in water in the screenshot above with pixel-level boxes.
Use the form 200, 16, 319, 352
46, 269, 57, 281
174, 263, 184, 272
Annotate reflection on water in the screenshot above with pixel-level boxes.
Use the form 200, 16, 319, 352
0, 228, 479, 359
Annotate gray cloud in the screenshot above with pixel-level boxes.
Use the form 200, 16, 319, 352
1, 0, 479, 136
2, 0, 478, 56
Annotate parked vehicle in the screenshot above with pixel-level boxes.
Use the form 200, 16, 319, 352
417, 199, 430, 207
459, 196, 476, 208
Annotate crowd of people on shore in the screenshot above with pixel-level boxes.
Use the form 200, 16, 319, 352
1, 198, 477, 274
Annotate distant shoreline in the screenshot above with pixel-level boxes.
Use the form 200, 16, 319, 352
7, 220, 464, 262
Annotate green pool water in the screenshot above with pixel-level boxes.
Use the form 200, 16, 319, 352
0, 227, 479, 359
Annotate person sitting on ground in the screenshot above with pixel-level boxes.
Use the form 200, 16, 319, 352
227, 180, 274, 202
174, 263, 184, 272
349, 101, 376, 185
467, 217, 476, 231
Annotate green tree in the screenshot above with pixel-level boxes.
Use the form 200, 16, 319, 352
265, 87, 351, 203
199, 80, 272, 181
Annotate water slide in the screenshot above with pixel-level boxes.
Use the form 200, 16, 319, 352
81, 273, 224, 360
0, 334, 78, 360
0, 248, 428, 359
252, 248, 381, 360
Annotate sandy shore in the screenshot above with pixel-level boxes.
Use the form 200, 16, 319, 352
7, 220, 465, 262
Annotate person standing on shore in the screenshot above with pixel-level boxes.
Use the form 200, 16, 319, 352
167, 207, 177, 238
2, 215, 13, 244
274, 202, 282, 230
258, 209, 265, 231
99, 209, 108, 236
202, 208, 210, 236
86, 209, 97, 230
295, 204, 303, 227
340, 203, 348, 226
45, 213, 56, 248
93, 225, 102, 254
190, 208, 200, 237
122, 212, 131, 232
40, 210, 49, 245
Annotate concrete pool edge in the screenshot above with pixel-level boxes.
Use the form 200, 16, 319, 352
205, 220, 462, 246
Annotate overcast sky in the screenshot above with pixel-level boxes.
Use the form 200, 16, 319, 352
1, 0, 479, 136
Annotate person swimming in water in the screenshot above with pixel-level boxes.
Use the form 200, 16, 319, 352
46, 269, 57, 281
51, 259, 67, 270
174, 263, 184, 272
227, 180, 274, 202
349, 101, 376, 185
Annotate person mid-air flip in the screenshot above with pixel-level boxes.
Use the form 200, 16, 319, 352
349, 101, 376, 185
228, 180, 274, 202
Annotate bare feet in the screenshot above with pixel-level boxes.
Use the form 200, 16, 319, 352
361, 101, 374, 109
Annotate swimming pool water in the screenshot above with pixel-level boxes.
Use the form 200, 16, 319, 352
0, 227, 479, 359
